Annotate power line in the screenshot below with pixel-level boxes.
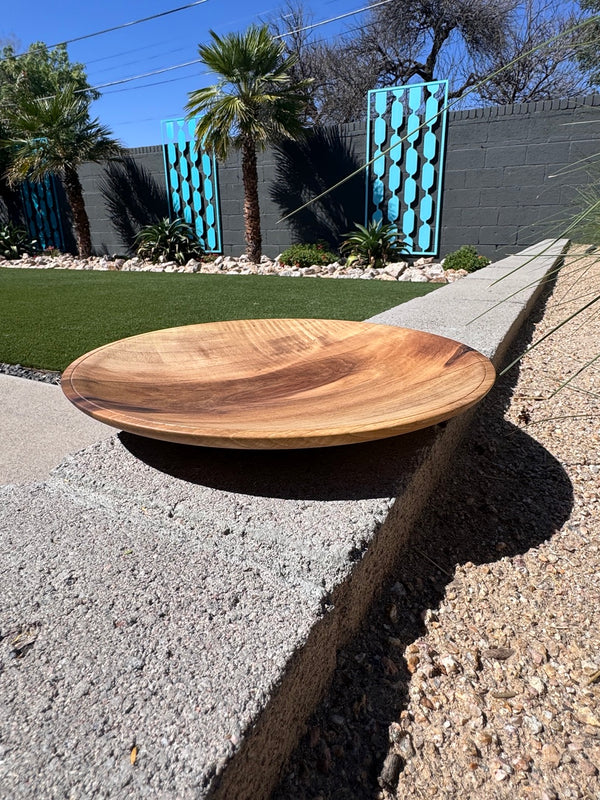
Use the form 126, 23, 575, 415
89, 45, 189, 78
68, 4, 282, 75
294, 13, 388, 48
49, 0, 211, 48
37, 0, 393, 99
273, 0, 393, 40
84, 41, 177, 66
102, 71, 210, 96
0, 0, 211, 64
98, 4, 390, 125
107, 20, 387, 118
39, 58, 204, 99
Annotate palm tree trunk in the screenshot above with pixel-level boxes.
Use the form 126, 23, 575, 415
62, 165, 93, 257
241, 137, 262, 263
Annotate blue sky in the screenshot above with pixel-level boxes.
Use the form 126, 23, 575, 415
0, 0, 364, 148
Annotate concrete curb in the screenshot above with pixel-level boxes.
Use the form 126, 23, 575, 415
0, 373, 113, 485
0, 240, 566, 799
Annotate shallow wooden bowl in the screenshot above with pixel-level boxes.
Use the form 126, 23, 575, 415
61, 319, 495, 449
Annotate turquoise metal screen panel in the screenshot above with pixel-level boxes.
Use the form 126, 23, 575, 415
365, 81, 448, 256
21, 176, 64, 251
161, 117, 222, 252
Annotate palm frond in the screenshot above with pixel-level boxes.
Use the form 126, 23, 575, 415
2, 84, 122, 183
185, 24, 309, 158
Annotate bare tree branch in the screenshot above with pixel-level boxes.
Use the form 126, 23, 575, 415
271, 0, 592, 122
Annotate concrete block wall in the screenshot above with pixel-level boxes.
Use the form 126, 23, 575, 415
78, 146, 169, 256
74, 95, 600, 259
441, 94, 600, 258
213, 121, 367, 257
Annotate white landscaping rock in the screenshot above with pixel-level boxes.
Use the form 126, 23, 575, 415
399, 268, 427, 282
382, 262, 408, 279
424, 264, 445, 279
0, 252, 462, 284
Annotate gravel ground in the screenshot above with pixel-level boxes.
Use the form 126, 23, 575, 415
275, 244, 600, 800
0, 363, 61, 384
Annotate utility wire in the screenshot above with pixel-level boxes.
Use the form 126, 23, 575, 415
51, 4, 281, 73
91, 9, 373, 81
88, 45, 189, 78
40, 58, 204, 98
83, 40, 178, 66
102, 70, 210, 96
273, 0, 393, 39
50, 0, 211, 49
73, 2, 282, 67
94, 6, 389, 125
104, 14, 384, 110
0, 0, 211, 65
37, 0, 393, 99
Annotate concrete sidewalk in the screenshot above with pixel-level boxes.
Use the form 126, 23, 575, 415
0, 373, 114, 484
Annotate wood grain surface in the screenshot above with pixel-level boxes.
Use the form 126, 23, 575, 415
61, 319, 496, 449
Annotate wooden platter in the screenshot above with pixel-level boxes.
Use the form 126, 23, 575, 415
61, 319, 495, 449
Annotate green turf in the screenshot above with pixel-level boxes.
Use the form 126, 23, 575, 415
0, 268, 439, 372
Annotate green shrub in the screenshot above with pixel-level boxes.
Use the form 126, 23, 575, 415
0, 223, 38, 260
42, 246, 62, 258
340, 220, 404, 268
134, 218, 204, 266
279, 242, 338, 269
443, 245, 491, 273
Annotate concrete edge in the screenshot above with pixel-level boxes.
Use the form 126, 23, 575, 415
208, 239, 568, 799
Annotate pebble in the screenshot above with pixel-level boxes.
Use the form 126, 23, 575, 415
378, 753, 402, 790
524, 715, 544, 734
397, 734, 415, 761
574, 706, 600, 727
541, 743, 562, 767
481, 647, 514, 661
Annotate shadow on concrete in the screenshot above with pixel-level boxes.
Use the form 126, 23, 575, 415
98, 157, 168, 253
119, 425, 439, 502
272, 287, 575, 798
270, 126, 366, 250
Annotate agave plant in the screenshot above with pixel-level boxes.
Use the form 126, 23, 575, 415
0, 222, 38, 260
340, 220, 404, 268
134, 218, 204, 266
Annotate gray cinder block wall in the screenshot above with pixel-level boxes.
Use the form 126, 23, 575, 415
77, 94, 600, 259
441, 94, 600, 258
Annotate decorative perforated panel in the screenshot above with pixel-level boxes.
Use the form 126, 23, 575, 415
365, 81, 448, 256
21, 176, 64, 250
161, 117, 222, 252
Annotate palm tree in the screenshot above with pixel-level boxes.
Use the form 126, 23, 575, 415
3, 85, 122, 257
185, 25, 311, 263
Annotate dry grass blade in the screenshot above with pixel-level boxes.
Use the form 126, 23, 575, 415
499, 291, 600, 376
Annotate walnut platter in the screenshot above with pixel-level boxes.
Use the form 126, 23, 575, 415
61, 318, 495, 449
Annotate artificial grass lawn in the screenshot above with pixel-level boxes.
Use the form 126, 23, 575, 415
0, 268, 439, 372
